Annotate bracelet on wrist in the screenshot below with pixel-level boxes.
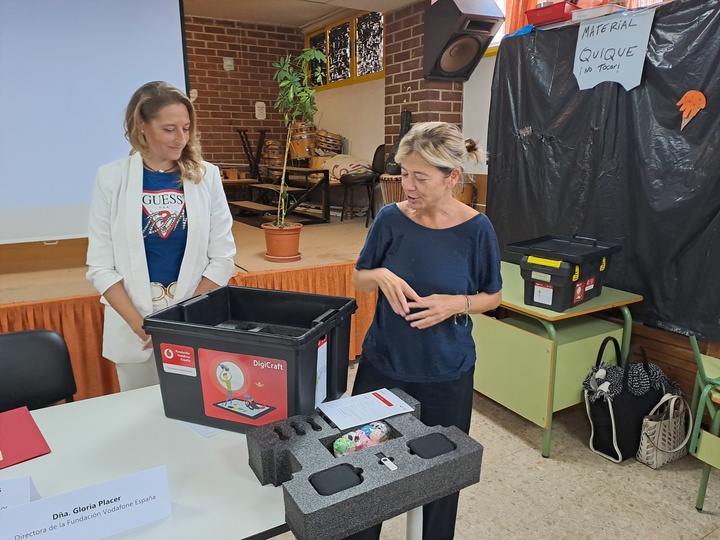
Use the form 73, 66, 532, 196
453, 294, 471, 326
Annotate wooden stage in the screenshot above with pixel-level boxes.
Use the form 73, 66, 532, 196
0, 220, 375, 401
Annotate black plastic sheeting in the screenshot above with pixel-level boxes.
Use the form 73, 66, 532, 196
487, 0, 720, 341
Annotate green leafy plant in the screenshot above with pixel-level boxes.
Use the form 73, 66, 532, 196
270, 47, 326, 227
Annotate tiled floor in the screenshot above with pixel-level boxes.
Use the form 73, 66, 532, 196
5, 209, 718, 539
277, 362, 720, 540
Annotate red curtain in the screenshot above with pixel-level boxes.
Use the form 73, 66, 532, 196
0, 262, 376, 402
506, 0, 539, 34
0, 294, 120, 400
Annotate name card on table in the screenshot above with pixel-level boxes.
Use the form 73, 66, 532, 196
0, 476, 41, 511
574, 9, 656, 91
0, 466, 171, 540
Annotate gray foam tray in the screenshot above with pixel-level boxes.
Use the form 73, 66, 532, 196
246, 389, 483, 539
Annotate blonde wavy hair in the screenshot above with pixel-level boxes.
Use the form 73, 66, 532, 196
394, 121, 484, 194
124, 81, 205, 184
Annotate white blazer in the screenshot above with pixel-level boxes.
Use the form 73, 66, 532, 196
86, 152, 237, 364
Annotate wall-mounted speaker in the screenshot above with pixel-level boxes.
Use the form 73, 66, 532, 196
423, 0, 505, 81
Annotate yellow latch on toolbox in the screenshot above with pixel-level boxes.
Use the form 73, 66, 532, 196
527, 256, 562, 268
572, 265, 579, 282
600, 257, 607, 271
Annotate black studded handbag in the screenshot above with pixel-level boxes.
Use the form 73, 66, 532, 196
583, 338, 674, 463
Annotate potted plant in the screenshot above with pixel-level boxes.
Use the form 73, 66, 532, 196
261, 47, 326, 262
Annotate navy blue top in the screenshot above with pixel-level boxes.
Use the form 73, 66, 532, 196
142, 170, 188, 287
356, 203, 502, 383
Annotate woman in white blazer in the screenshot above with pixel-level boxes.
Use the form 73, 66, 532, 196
87, 82, 237, 391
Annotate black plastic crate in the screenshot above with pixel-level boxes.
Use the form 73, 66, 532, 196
506, 236, 620, 312
143, 286, 357, 433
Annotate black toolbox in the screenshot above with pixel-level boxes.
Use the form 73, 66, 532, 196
506, 235, 620, 312
144, 286, 357, 433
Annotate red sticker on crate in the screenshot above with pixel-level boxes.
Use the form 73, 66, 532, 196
160, 343, 197, 376
574, 283, 585, 303
198, 348, 288, 426
585, 276, 596, 291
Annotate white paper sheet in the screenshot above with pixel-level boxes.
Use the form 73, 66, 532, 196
318, 388, 414, 430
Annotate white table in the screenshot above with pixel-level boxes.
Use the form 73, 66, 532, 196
0, 386, 287, 539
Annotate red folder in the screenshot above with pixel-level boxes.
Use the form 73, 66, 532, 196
0, 406, 51, 470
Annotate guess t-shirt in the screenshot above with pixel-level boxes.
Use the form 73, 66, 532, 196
142, 169, 188, 286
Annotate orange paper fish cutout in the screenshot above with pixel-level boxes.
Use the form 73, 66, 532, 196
677, 90, 706, 130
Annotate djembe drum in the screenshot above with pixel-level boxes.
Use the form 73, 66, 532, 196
379, 174, 405, 205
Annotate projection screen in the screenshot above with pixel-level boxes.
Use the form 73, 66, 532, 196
0, 0, 187, 244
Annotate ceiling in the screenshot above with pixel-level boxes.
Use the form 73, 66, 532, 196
183, 0, 422, 30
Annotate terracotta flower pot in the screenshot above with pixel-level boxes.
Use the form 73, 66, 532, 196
261, 222, 303, 262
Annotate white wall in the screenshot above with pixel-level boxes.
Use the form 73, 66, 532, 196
314, 78, 385, 161
313, 55, 496, 170
462, 54, 497, 174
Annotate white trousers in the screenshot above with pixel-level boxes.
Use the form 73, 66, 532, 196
115, 359, 159, 391
114, 296, 170, 391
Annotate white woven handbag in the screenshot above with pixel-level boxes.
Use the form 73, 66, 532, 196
636, 394, 692, 469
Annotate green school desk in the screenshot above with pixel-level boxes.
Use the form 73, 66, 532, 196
472, 261, 643, 457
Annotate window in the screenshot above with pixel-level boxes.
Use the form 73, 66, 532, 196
328, 22, 351, 83
356, 12, 384, 77
307, 11, 384, 89
308, 33, 327, 86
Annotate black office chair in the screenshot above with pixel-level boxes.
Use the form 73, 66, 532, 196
0, 329, 77, 412
339, 144, 385, 227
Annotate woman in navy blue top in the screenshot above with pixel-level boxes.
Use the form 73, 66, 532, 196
349, 122, 502, 540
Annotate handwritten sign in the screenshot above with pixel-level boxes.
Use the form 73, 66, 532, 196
0, 466, 170, 540
574, 9, 656, 91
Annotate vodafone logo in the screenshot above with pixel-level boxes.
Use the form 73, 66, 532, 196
161, 344, 196, 376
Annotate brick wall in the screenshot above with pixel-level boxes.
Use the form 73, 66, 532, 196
384, 0, 464, 148
186, 6, 467, 178
184, 16, 304, 173
384, 2, 481, 207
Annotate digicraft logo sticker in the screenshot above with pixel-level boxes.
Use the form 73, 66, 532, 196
198, 348, 288, 425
